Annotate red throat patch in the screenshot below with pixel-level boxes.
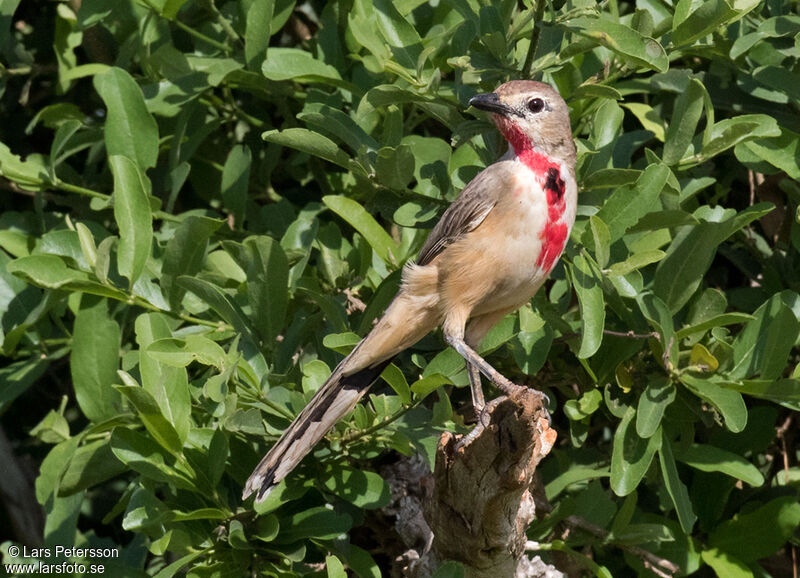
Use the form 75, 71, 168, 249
494, 116, 568, 271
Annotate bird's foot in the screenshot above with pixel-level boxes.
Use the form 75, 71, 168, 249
489, 382, 553, 427
456, 396, 506, 451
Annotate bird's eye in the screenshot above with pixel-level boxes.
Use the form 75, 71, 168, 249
527, 98, 545, 113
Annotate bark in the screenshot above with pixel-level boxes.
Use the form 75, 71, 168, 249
424, 389, 557, 577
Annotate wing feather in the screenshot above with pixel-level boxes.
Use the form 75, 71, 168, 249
417, 161, 518, 266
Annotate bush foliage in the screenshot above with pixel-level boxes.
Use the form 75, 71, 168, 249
1, 0, 800, 576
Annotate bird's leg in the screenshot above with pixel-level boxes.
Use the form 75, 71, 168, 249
446, 334, 526, 396
467, 362, 485, 416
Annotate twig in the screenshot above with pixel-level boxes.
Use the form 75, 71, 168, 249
522, 0, 547, 78
776, 414, 792, 477
338, 400, 421, 444
603, 329, 660, 340
204, 0, 241, 46
532, 502, 680, 577
139, 0, 231, 52
781, 416, 800, 578
555, 329, 659, 344
53, 179, 182, 223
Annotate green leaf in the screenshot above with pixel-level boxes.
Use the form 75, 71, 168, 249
221, 145, 251, 228
709, 496, 800, 562
512, 325, 553, 376
574, 83, 623, 101
636, 376, 675, 438
30, 409, 70, 444
70, 297, 122, 422
177, 276, 257, 342
134, 313, 191, 444
161, 216, 222, 310
700, 548, 753, 578
606, 250, 665, 276
0, 357, 50, 414
75, 222, 97, 268
49, 119, 82, 179
5, 254, 129, 301
263, 128, 351, 169
323, 331, 361, 354
570, 254, 605, 359
151, 552, 207, 578
675, 313, 754, 339
171, 508, 228, 521
676, 444, 764, 486
299, 103, 380, 154
115, 380, 183, 455
736, 128, 800, 180
672, 0, 761, 47
146, 336, 226, 369
243, 236, 289, 344
723, 379, 800, 407
692, 115, 780, 165
93, 67, 159, 169
566, 16, 668, 72
245, 0, 274, 70
411, 374, 452, 400
0, 0, 22, 48
663, 78, 706, 165
261, 48, 342, 83
545, 466, 611, 500
272, 506, 352, 543
320, 466, 391, 509
323, 195, 399, 265
582, 168, 640, 190
730, 292, 800, 381
35, 436, 79, 503
110, 155, 152, 287
654, 204, 773, 312
109, 427, 195, 490
375, 145, 415, 190
680, 374, 747, 432
612, 523, 675, 545
326, 555, 347, 578
593, 163, 670, 243
59, 440, 126, 495
0, 142, 48, 190
610, 409, 661, 496
588, 216, 610, 269
622, 103, 665, 142
563, 389, 603, 421
160, 0, 190, 19
658, 437, 697, 534
380, 363, 412, 406
344, 546, 381, 578
373, 0, 423, 70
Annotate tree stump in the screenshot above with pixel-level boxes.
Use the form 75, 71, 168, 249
424, 388, 557, 577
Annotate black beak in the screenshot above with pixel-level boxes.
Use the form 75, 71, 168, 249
469, 92, 519, 117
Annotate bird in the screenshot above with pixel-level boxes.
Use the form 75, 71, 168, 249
243, 80, 577, 503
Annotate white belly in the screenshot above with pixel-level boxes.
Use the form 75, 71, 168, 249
471, 172, 554, 315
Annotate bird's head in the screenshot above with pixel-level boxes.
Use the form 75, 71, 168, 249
469, 80, 575, 167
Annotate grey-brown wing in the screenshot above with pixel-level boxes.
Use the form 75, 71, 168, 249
417, 160, 517, 266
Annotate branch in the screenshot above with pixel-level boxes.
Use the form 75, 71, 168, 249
425, 389, 557, 576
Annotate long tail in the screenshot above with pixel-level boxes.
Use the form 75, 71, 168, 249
242, 287, 439, 503
242, 351, 392, 502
